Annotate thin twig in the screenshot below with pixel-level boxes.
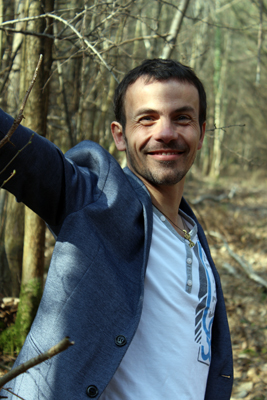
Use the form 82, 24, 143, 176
0, 170, 16, 189
0, 134, 34, 177
0, 26, 55, 40
1, 387, 25, 399
206, 123, 246, 132
45, 13, 119, 83
0, 55, 43, 149
0, 13, 119, 82
0, 337, 74, 390
100, 33, 168, 54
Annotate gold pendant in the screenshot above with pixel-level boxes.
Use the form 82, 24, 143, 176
183, 230, 195, 248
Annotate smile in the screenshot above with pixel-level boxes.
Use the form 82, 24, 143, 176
153, 152, 179, 155
148, 150, 184, 156
147, 151, 184, 161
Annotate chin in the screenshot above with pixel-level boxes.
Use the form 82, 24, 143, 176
146, 171, 187, 187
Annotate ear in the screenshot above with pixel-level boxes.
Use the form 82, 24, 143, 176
197, 122, 206, 150
111, 121, 126, 151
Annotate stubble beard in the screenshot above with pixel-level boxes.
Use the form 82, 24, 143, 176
125, 147, 190, 187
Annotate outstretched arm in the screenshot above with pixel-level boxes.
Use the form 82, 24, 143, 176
0, 108, 110, 232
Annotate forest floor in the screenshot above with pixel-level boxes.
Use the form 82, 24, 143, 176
0, 170, 266, 399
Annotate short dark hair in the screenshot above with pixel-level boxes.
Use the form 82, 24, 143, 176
113, 58, 207, 131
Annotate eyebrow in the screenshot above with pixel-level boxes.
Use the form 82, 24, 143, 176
173, 106, 196, 114
134, 105, 196, 118
133, 108, 157, 118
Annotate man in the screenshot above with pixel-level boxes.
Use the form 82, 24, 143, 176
0, 59, 233, 399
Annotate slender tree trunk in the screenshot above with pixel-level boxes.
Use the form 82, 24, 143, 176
4, 196, 24, 297
15, 0, 54, 348
209, 0, 223, 179
3, 0, 25, 298
255, 0, 263, 86
161, 0, 190, 59
0, 0, 3, 65
0, 191, 10, 296
209, 27, 230, 178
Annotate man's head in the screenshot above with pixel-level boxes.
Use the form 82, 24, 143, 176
111, 59, 206, 190
113, 58, 207, 132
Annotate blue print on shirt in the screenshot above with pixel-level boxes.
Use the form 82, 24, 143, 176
195, 242, 215, 366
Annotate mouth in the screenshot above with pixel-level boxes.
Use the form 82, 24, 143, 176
147, 150, 184, 161
150, 151, 181, 156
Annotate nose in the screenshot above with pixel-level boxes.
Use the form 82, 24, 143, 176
154, 119, 179, 143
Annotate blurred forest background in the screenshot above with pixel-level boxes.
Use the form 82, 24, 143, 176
0, 0, 266, 398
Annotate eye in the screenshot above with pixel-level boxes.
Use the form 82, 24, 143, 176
139, 115, 155, 125
174, 115, 191, 124
140, 115, 152, 121
140, 115, 153, 120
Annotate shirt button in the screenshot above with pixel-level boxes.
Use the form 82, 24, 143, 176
187, 258, 192, 265
187, 280, 193, 287
160, 215, 166, 221
115, 335, 127, 347
86, 385, 99, 398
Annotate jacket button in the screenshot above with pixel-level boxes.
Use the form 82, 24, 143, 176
86, 385, 99, 398
115, 335, 127, 347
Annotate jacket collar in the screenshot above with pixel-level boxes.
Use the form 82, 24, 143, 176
123, 167, 153, 271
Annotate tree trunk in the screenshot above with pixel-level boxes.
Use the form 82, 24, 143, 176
15, 0, 54, 348
161, 0, 190, 59
0, 191, 10, 297
0, 0, 4, 64
3, 0, 25, 298
4, 195, 24, 297
209, 27, 230, 178
255, 0, 263, 85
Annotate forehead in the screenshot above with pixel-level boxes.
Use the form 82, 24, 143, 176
124, 77, 200, 117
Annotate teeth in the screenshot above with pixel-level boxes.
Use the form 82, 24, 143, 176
159, 152, 176, 155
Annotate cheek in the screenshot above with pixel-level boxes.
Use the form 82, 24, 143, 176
127, 135, 146, 152
125, 124, 155, 153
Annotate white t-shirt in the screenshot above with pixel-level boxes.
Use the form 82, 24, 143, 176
101, 208, 217, 399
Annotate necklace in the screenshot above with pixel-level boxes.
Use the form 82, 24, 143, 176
153, 205, 195, 248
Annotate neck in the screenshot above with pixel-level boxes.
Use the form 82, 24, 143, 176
143, 179, 185, 223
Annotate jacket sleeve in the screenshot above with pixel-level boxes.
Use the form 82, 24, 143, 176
0, 108, 111, 232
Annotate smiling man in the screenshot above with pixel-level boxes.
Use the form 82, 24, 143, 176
0, 59, 233, 400
112, 78, 204, 187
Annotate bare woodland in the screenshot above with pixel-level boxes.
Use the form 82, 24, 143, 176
0, 0, 266, 399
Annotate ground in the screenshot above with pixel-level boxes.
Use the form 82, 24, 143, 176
0, 170, 267, 399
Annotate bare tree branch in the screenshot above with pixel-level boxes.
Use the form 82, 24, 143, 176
87, 0, 134, 37
206, 123, 246, 132
0, 12, 118, 82
0, 55, 43, 149
209, 231, 267, 289
45, 13, 119, 82
0, 170, 16, 189
1, 387, 25, 399
0, 26, 55, 40
0, 134, 34, 179
190, 187, 237, 205
0, 337, 74, 391
100, 34, 168, 55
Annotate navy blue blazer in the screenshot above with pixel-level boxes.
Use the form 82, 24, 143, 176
0, 109, 233, 399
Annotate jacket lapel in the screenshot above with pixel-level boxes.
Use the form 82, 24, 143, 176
123, 167, 153, 274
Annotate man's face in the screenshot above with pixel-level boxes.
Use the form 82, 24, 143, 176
111, 77, 205, 188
